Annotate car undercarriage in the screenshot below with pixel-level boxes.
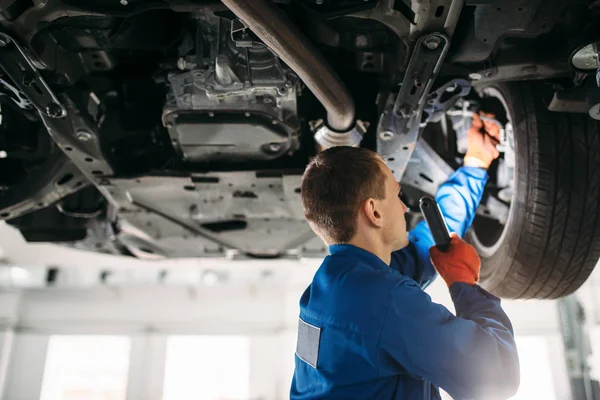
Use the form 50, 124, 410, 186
0, 0, 599, 298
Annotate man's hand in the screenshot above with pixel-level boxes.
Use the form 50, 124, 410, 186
464, 112, 501, 169
429, 233, 480, 287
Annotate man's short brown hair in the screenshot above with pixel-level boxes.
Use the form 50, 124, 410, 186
301, 146, 387, 244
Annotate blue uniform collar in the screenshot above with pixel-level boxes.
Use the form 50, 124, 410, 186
328, 244, 390, 270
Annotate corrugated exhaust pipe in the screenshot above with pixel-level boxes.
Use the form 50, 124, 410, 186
220, 0, 356, 132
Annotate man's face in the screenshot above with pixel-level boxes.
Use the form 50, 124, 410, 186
378, 161, 409, 250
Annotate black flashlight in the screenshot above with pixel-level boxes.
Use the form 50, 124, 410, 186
419, 196, 451, 252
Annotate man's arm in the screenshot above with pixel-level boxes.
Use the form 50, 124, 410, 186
378, 278, 520, 400
390, 166, 487, 287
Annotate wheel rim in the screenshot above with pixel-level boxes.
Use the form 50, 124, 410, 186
469, 86, 517, 258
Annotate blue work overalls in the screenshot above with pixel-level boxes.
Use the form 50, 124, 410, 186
291, 167, 520, 399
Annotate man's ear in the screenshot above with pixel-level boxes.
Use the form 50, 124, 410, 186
362, 198, 384, 228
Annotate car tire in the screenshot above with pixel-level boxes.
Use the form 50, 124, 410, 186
467, 81, 600, 299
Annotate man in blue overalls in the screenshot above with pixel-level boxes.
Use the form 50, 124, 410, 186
291, 114, 520, 399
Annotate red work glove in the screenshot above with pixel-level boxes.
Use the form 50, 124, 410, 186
464, 112, 501, 169
429, 233, 481, 287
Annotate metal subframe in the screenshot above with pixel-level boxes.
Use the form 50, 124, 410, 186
0, 34, 118, 189
0, 31, 141, 257
0, 33, 89, 220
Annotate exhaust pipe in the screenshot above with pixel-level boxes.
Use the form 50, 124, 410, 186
221, 0, 356, 132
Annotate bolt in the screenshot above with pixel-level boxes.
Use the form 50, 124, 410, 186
177, 57, 186, 70
379, 130, 394, 141
244, 80, 251, 88
423, 36, 441, 50
46, 103, 64, 118
244, 112, 251, 117
269, 143, 281, 152
469, 73, 482, 80
208, 112, 215, 117
285, 80, 293, 88
355, 34, 369, 49
264, 97, 273, 104
398, 104, 412, 118
22, 73, 34, 87
76, 131, 93, 142
206, 85, 214, 93
414, 79, 424, 88
120, 0, 128, 5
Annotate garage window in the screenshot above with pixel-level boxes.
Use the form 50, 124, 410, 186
40, 335, 131, 400
162, 335, 249, 400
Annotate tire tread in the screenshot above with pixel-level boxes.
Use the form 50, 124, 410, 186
478, 82, 600, 299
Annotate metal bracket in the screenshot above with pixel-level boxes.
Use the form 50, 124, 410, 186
377, 32, 451, 181
570, 41, 600, 72
0, 33, 66, 118
0, 34, 111, 180
0, 92, 117, 220
401, 138, 454, 196
377, 95, 420, 180
230, 19, 258, 48
0, 34, 97, 220
393, 33, 450, 125
0, 76, 32, 110
0, 32, 120, 222
422, 78, 471, 123
38, 93, 123, 224
40, 94, 114, 179
0, 151, 87, 220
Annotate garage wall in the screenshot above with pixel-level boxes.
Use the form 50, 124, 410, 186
0, 279, 576, 400
3, 334, 48, 400
0, 329, 14, 400
6, 286, 287, 334
0, 283, 306, 400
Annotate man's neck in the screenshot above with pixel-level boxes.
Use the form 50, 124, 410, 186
346, 235, 391, 265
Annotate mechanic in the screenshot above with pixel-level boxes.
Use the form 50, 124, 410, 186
291, 113, 520, 400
